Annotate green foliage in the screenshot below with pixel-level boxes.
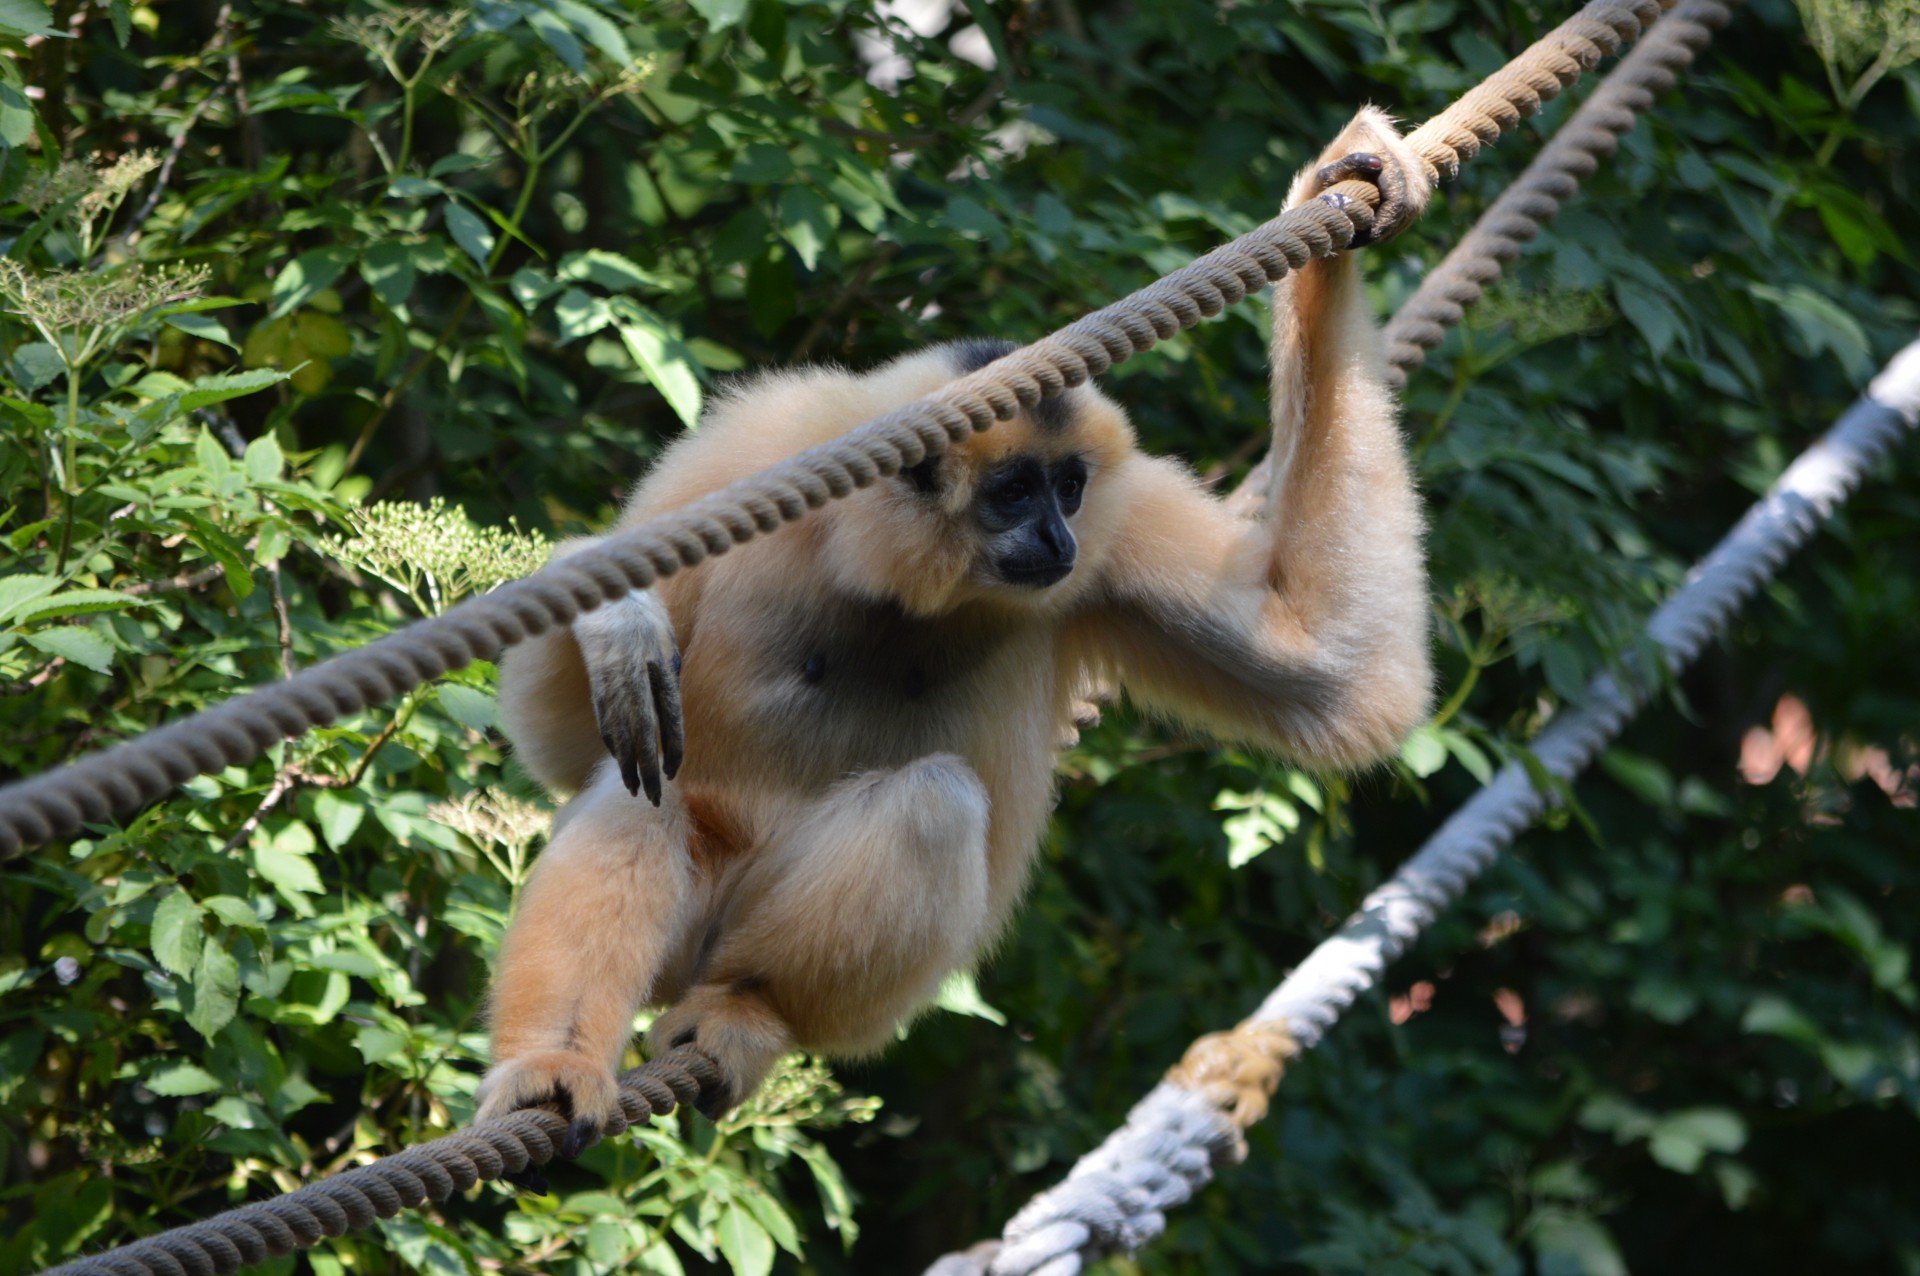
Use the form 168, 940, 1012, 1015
1, 0, 1917, 1272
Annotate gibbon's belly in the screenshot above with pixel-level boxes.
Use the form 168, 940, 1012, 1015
676, 591, 1057, 795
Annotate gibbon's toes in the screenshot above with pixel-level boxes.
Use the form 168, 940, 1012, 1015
1313, 149, 1419, 248
474, 1050, 620, 1171
1314, 151, 1385, 189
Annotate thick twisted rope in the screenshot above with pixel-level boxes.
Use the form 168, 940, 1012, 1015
40, 1047, 723, 1276
928, 339, 1920, 1276
0, 0, 1667, 860
1232, 0, 1729, 513
1384, 0, 1731, 383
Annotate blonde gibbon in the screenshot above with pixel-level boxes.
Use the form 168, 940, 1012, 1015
474, 107, 1433, 1163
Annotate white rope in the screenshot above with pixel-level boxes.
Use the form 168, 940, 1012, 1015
927, 336, 1920, 1276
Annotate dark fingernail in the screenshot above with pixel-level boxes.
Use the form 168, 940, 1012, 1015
620, 759, 640, 796
563, 1114, 601, 1159
643, 770, 662, 806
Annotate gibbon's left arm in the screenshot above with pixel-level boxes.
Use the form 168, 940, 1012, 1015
1075, 108, 1433, 768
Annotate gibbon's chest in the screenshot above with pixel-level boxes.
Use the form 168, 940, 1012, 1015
677, 586, 1057, 792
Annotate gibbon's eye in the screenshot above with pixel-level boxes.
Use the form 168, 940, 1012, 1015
1054, 458, 1087, 515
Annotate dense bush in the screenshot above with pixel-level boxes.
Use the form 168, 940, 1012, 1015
1, 0, 1916, 1272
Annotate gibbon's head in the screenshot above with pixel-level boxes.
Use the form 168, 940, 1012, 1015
819, 339, 1136, 616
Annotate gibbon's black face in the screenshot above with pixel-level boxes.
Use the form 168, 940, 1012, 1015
976, 453, 1087, 587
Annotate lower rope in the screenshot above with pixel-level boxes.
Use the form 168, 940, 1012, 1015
925, 341, 1920, 1276
40, 1047, 722, 1276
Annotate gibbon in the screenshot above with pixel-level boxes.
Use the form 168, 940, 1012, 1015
475, 108, 1433, 1157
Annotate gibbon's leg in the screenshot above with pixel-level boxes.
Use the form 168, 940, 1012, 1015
476, 768, 700, 1156
649, 754, 992, 1114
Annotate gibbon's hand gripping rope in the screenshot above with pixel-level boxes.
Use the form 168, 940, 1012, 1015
927, 339, 1920, 1276
0, 0, 1672, 859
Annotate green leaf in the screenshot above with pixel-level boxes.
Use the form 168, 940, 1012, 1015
445, 201, 497, 271
387, 176, 443, 199
107, 0, 130, 44
731, 143, 794, 186
185, 938, 241, 1037
0, 574, 57, 623
555, 288, 613, 343
524, 5, 586, 72
0, 80, 32, 146
1399, 725, 1448, 778
557, 249, 666, 293
202, 895, 265, 930
437, 683, 498, 732
146, 1061, 223, 1097
934, 970, 1007, 1025
1530, 1213, 1627, 1276
1648, 1108, 1746, 1174
612, 298, 704, 427
1613, 281, 1679, 361
243, 432, 285, 483
165, 312, 237, 350
150, 891, 206, 977
23, 625, 115, 673
361, 242, 418, 310
12, 341, 66, 393
688, 0, 749, 30
777, 186, 836, 271
178, 512, 255, 600
714, 1201, 774, 1276
552, 0, 630, 63
0, 0, 61, 39
268, 247, 353, 320
178, 368, 291, 414
254, 841, 323, 899
312, 790, 365, 850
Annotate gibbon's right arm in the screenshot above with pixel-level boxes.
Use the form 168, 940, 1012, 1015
1076, 107, 1435, 769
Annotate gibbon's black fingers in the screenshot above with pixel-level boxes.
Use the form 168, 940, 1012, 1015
651, 655, 685, 782
595, 680, 662, 804
502, 1165, 550, 1195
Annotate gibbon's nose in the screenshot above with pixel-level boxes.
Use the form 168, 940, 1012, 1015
1036, 510, 1075, 565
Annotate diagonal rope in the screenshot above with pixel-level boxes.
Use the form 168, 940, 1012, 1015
928, 337, 1920, 1276
0, 0, 1670, 860
38, 1047, 723, 1276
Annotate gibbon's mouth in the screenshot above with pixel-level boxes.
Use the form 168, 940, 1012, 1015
1000, 563, 1074, 589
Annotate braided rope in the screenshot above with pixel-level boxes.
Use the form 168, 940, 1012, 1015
928, 338, 1920, 1276
1385, 0, 1732, 383
1232, 0, 1728, 512
0, 0, 1668, 861
39, 1048, 723, 1276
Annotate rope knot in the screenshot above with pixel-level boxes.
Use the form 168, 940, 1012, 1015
1163, 1018, 1295, 1156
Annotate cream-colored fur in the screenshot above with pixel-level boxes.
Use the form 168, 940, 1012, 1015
476, 109, 1433, 1139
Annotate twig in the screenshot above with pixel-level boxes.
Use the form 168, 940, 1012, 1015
120, 563, 226, 597
123, 86, 226, 242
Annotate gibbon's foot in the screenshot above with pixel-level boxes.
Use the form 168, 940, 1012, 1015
575, 590, 684, 804
1313, 151, 1417, 248
474, 1049, 621, 1182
